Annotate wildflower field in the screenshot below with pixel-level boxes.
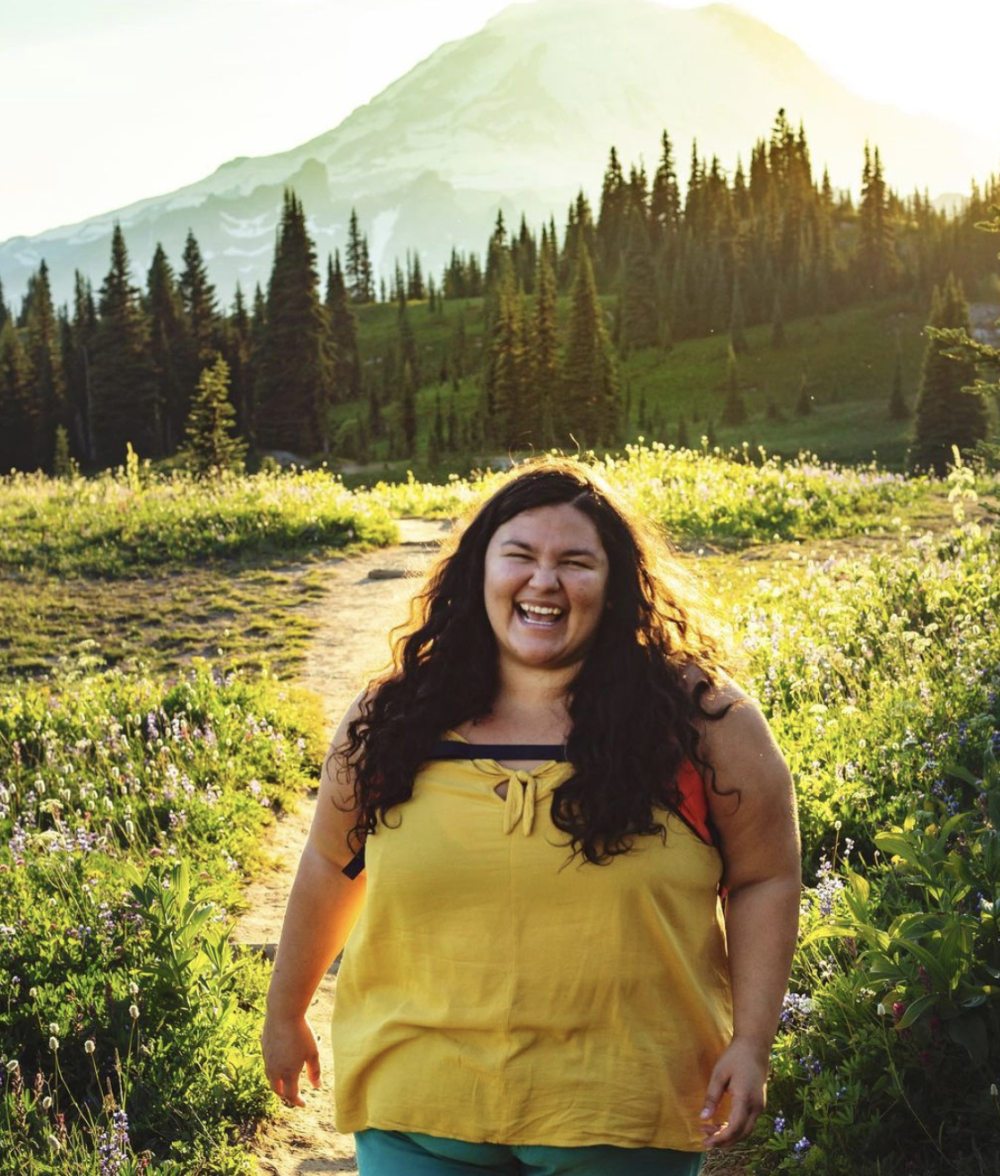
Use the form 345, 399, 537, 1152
1, 446, 998, 1174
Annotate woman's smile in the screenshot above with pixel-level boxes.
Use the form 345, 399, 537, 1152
483, 503, 610, 673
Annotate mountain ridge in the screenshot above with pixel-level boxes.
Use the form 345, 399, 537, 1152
2, 0, 993, 305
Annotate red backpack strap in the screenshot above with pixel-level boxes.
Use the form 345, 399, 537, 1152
675, 760, 716, 846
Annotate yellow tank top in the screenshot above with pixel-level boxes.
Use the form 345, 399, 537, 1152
332, 740, 732, 1151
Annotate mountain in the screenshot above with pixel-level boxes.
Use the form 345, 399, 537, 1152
2, 0, 994, 307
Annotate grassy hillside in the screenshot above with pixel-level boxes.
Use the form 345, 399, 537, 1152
332, 292, 995, 476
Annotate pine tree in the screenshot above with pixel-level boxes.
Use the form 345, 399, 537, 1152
721, 346, 748, 425
179, 356, 246, 476
346, 209, 365, 303
65, 272, 98, 463
911, 274, 987, 472
255, 191, 335, 455
0, 318, 38, 472
650, 130, 681, 254
179, 230, 219, 374
619, 206, 659, 355
326, 251, 361, 402
528, 237, 559, 446
856, 144, 898, 298
222, 284, 254, 442
0, 273, 8, 332
728, 274, 748, 354
22, 261, 67, 470
145, 244, 188, 453
596, 147, 628, 286
482, 250, 527, 446
90, 224, 159, 464
888, 338, 910, 421
401, 359, 417, 456
563, 239, 619, 447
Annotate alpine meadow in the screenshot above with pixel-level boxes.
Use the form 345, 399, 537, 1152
2, 1, 1000, 1172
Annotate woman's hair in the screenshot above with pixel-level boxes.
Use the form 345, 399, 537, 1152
341, 458, 732, 864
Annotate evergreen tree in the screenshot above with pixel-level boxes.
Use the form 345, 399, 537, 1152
326, 251, 362, 402
721, 346, 748, 425
0, 318, 38, 472
255, 191, 335, 455
179, 356, 247, 475
563, 239, 619, 447
90, 224, 159, 464
728, 274, 748, 354
528, 238, 559, 446
145, 244, 187, 453
482, 250, 527, 446
65, 273, 98, 463
597, 147, 628, 286
23, 260, 67, 470
401, 359, 418, 456
650, 130, 681, 252
911, 274, 987, 472
888, 338, 910, 421
856, 144, 898, 297
222, 284, 254, 442
770, 292, 787, 349
0, 273, 8, 332
346, 208, 365, 303
179, 229, 220, 374
619, 205, 659, 355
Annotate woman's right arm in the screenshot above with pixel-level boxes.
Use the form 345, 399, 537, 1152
261, 696, 369, 1107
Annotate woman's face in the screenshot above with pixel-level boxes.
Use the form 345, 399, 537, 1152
482, 503, 610, 676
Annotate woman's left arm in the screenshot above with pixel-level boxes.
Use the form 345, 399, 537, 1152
698, 690, 801, 1149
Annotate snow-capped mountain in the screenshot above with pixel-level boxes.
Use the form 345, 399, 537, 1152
2, 0, 993, 306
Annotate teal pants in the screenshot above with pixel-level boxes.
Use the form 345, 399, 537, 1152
355, 1129, 705, 1175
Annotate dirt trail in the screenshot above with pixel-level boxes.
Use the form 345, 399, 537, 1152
233, 519, 450, 1176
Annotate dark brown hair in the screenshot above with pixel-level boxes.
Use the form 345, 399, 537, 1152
341, 458, 731, 864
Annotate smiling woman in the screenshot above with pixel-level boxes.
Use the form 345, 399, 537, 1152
262, 457, 801, 1175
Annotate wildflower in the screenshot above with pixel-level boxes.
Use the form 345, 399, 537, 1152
793, 1137, 812, 1157
773, 1115, 786, 1135
28, 987, 37, 998
84, 1039, 96, 1054
877, 1002, 888, 1016
49, 1037, 59, 1051
128, 981, 139, 996
42, 1096, 52, 1110
5, 1059, 19, 1074
47, 1135, 61, 1151
129, 1004, 139, 1020
991, 1083, 998, 1098
48, 1022, 59, 1036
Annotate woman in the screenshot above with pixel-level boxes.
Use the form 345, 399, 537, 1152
262, 460, 801, 1175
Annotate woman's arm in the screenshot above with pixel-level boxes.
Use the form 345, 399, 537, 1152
261, 696, 368, 1107
696, 685, 801, 1149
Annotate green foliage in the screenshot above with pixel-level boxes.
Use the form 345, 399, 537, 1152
563, 240, 619, 446
0, 465, 396, 577
179, 356, 247, 477
255, 191, 334, 456
911, 274, 988, 474
91, 225, 159, 465
737, 512, 1000, 1171
0, 662, 326, 1172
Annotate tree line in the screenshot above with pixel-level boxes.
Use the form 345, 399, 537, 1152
1, 111, 997, 474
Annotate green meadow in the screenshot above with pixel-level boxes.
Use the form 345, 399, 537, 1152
1, 449, 998, 1174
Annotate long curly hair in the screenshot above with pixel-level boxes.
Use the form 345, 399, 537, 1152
342, 458, 732, 864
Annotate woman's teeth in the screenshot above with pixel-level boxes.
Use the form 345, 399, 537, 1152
516, 603, 564, 625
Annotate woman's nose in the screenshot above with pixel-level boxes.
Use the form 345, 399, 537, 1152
528, 562, 559, 588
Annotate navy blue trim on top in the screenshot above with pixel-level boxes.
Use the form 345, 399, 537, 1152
340, 742, 569, 877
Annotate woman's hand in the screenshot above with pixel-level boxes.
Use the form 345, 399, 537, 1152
261, 1010, 322, 1108
699, 1035, 769, 1148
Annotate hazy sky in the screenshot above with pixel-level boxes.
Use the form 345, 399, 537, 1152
1, 0, 996, 241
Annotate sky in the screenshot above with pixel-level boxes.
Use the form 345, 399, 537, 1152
1, 0, 997, 242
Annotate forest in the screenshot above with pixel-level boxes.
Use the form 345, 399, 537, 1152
1, 110, 998, 480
